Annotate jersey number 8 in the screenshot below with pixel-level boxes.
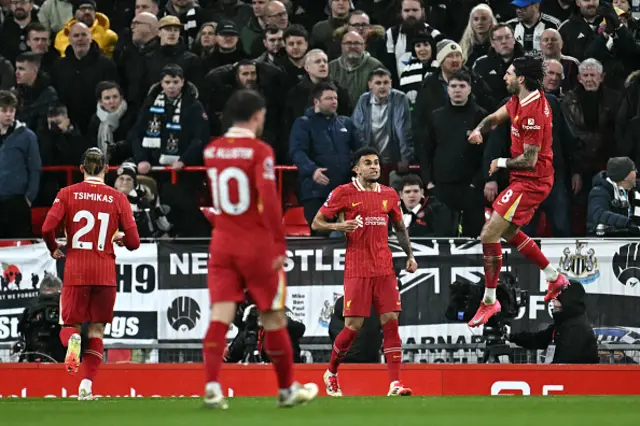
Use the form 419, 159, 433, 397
208, 167, 250, 215
501, 189, 514, 204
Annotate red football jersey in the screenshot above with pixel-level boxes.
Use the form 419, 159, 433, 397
43, 177, 138, 286
203, 128, 286, 258
505, 89, 554, 181
319, 178, 403, 278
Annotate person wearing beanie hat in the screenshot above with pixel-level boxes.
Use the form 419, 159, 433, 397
508, 280, 599, 364
587, 157, 640, 235
54, 0, 118, 58
436, 39, 463, 66
72, 0, 96, 16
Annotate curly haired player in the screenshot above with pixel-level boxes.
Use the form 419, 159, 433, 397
312, 147, 418, 397
467, 56, 569, 327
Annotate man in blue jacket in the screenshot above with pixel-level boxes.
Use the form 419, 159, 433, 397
0, 90, 41, 238
290, 81, 364, 229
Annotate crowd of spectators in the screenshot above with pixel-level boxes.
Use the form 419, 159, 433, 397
1, 0, 640, 239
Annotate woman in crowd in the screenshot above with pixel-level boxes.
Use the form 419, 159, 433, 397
459, 3, 496, 69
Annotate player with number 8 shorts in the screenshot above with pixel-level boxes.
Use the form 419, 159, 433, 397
201, 89, 317, 410
466, 56, 569, 327
41, 147, 140, 400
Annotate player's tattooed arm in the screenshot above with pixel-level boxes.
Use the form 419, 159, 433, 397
393, 220, 414, 259
475, 105, 510, 134
506, 143, 540, 170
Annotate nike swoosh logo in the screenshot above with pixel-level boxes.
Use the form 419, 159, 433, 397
472, 314, 485, 325
351, 202, 362, 207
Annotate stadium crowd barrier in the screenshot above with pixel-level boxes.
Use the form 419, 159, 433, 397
1, 364, 640, 397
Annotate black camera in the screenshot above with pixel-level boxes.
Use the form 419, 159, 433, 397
445, 272, 528, 346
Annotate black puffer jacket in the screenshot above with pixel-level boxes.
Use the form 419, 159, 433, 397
509, 281, 599, 364
587, 171, 638, 233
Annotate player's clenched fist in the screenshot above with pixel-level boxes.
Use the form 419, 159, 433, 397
51, 248, 65, 259
338, 219, 361, 232
406, 257, 418, 273
468, 129, 483, 145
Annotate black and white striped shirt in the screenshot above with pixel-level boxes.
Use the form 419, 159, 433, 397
386, 23, 444, 76
508, 14, 561, 54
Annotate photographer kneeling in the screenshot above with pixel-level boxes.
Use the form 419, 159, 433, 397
15, 273, 65, 362
587, 157, 640, 236
225, 298, 306, 363
508, 281, 598, 364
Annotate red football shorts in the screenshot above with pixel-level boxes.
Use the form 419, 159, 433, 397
60, 285, 117, 325
492, 177, 553, 226
343, 273, 401, 317
208, 250, 286, 312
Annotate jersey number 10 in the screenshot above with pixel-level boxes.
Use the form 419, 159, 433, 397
208, 167, 250, 215
72, 210, 111, 251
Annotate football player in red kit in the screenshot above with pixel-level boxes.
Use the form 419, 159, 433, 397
201, 89, 317, 409
312, 147, 418, 397
467, 56, 569, 327
41, 147, 140, 400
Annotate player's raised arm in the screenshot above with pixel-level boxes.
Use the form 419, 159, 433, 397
389, 195, 417, 273
117, 193, 141, 250
468, 105, 510, 144
255, 147, 287, 256
42, 192, 66, 258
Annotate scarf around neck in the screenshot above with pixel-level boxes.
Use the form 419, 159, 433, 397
96, 100, 128, 161
142, 91, 182, 161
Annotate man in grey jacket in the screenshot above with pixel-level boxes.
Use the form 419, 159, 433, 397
0, 90, 41, 238
352, 68, 413, 187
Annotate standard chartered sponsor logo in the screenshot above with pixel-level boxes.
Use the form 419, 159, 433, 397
364, 216, 386, 226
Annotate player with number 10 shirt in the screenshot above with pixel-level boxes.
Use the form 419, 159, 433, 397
201, 89, 317, 410
41, 147, 140, 400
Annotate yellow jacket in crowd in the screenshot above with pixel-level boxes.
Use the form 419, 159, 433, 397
54, 13, 118, 58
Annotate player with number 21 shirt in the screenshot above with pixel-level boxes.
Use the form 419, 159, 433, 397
42, 147, 140, 400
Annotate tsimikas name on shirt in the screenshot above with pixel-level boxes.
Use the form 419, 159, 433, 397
204, 147, 254, 160
72, 192, 115, 203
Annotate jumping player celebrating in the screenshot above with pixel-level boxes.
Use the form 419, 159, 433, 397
312, 147, 418, 397
41, 147, 140, 400
467, 56, 569, 327
202, 89, 317, 409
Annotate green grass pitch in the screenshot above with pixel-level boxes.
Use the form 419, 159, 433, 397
2, 396, 640, 426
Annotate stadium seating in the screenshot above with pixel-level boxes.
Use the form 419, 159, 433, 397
283, 207, 310, 236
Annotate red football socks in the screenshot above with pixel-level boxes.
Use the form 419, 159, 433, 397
59, 327, 78, 347
81, 338, 103, 381
482, 242, 503, 289
382, 319, 402, 382
264, 328, 294, 390
328, 327, 358, 374
202, 321, 228, 384
507, 230, 550, 270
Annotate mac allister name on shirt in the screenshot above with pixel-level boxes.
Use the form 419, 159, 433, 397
72, 192, 114, 203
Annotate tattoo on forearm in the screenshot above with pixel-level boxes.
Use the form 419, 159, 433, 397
506, 144, 539, 170
394, 221, 413, 258
476, 116, 495, 134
